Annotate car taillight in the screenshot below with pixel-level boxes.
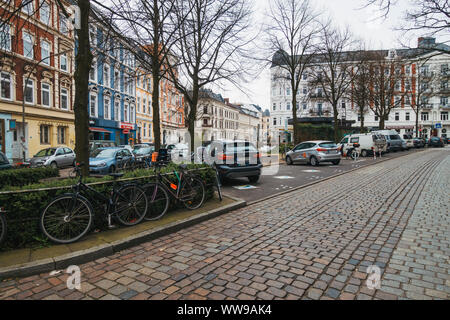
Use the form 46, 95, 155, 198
253, 153, 261, 159
316, 148, 328, 152
218, 153, 233, 161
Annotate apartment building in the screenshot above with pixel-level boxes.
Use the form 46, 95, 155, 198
0, 0, 76, 161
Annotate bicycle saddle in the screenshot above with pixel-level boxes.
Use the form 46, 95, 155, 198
179, 164, 188, 170
109, 173, 124, 179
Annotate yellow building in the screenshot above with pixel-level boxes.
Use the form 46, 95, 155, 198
135, 70, 153, 144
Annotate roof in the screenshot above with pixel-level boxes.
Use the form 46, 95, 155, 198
198, 89, 225, 103
271, 39, 450, 68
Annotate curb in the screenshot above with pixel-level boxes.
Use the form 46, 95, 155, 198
0, 196, 246, 280
248, 149, 428, 206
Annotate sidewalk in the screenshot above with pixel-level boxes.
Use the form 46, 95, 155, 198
0, 195, 244, 279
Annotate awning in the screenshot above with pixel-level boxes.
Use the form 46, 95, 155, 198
89, 127, 112, 133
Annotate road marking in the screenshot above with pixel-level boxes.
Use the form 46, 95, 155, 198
273, 176, 295, 179
233, 185, 259, 190
302, 170, 321, 173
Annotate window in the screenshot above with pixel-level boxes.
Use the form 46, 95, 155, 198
272, 103, 276, 111
148, 99, 151, 114
441, 97, 449, 106
57, 127, 66, 144
104, 96, 110, 119
0, 24, 11, 51
405, 66, 411, 75
286, 88, 290, 96
40, 1, 50, 25
60, 53, 68, 71
303, 103, 307, 110
395, 112, 400, 121
22, 0, 34, 15
303, 87, 307, 95
130, 104, 135, 123
114, 70, 119, 90
137, 97, 141, 113
23, 31, 34, 59
60, 13, 68, 35
60, 88, 68, 110
103, 64, 110, 87
1, 72, 12, 100
24, 79, 34, 104
143, 98, 146, 114
286, 102, 291, 111
89, 60, 96, 81
441, 81, 448, 90
89, 93, 97, 117
41, 83, 50, 107
421, 112, 429, 121
406, 112, 410, 121
89, 26, 97, 46
441, 112, 448, 121
114, 100, 120, 121
41, 40, 50, 65
375, 115, 379, 121
40, 125, 50, 144
124, 103, 129, 122
441, 64, 448, 75
273, 118, 277, 126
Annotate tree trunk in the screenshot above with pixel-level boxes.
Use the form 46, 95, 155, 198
333, 104, 339, 142
74, 0, 93, 177
415, 109, 420, 138
188, 86, 199, 154
379, 115, 385, 130
152, 63, 161, 151
291, 82, 299, 144
360, 110, 365, 132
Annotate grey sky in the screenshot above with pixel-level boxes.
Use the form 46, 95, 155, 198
220, 0, 418, 111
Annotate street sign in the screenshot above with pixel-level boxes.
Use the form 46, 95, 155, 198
435, 123, 442, 129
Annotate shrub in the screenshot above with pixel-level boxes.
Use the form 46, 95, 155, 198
0, 164, 215, 251
0, 167, 59, 189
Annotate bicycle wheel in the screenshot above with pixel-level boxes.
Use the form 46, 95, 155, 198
40, 194, 93, 244
180, 176, 205, 210
352, 150, 359, 161
0, 214, 6, 245
114, 184, 148, 226
143, 183, 170, 221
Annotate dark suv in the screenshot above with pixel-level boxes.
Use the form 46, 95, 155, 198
204, 140, 262, 183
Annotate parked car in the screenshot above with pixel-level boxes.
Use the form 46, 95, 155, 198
133, 144, 155, 162
89, 140, 117, 152
0, 152, 12, 170
286, 141, 341, 166
29, 147, 76, 168
402, 134, 415, 150
373, 130, 404, 152
413, 137, 426, 148
204, 140, 262, 183
168, 143, 190, 162
442, 136, 450, 144
118, 145, 134, 153
338, 133, 387, 157
428, 136, 445, 148
89, 147, 134, 174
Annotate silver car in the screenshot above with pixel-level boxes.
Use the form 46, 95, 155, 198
285, 141, 341, 166
30, 147, 76, 168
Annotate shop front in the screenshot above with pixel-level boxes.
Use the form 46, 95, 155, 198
89, 119, 136, 146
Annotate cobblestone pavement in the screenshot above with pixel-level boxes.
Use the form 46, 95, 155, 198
0, 149, 449, 300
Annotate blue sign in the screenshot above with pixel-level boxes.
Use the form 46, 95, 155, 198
435, 123, 442, 129
9, 120, 16, 129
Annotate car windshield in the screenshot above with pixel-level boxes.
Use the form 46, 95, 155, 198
134, 147, 154, 155
35, 148, 56, 157
91, 149, 117, 158
224, 143, 257, 153
319, 142, 337, 148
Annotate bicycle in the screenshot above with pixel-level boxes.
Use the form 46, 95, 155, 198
143, 162, 206, 221
346, 143, 360, 161
0, 207, 6, 246
40, 163, 148, 244
213, 165, 223, 202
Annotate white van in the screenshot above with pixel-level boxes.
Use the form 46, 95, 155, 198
373, 130, 404, 152
338, 133, 387, 157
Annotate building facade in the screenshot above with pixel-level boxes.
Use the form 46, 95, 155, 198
1, 0, 76, 161
87, 21, 137, 146
270, 38, 450, 141
135, 59, 153, 144
160, 78, 185, 145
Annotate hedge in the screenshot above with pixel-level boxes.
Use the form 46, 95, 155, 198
0, 163, 215, 251
0, 167, 59, 189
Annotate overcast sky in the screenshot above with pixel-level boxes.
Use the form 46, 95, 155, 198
219, 0, 416, 112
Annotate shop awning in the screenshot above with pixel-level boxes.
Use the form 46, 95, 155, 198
89, 127, 112, 133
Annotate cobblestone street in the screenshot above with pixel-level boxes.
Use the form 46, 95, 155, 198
0, 149, 449, 300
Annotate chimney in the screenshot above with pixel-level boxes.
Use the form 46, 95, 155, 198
224, 98, 230, 105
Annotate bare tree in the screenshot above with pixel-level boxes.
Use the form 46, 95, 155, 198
410, 58, 442, 137
310, 24, 358, 142
264, 0, 321, 144
166, 0, 254, 152
368, 52, 406, 129
362, 0, 449, 53
352, 50, 376, 132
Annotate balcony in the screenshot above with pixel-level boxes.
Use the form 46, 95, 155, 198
309, 93, 325, 100
421, 104, 434, 110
